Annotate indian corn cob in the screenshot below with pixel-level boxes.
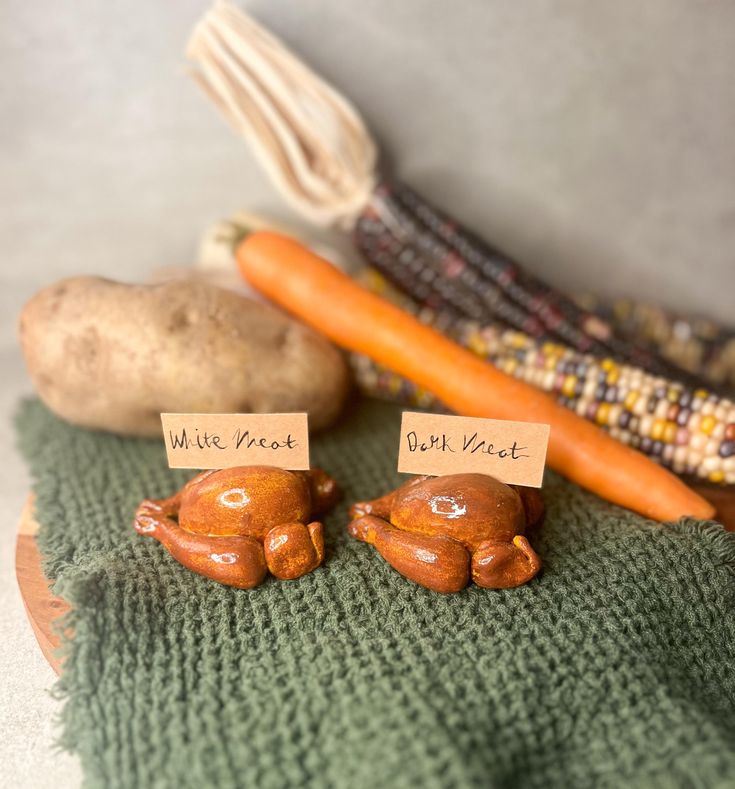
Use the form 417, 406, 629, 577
575, 294, 735, 391
356, 182, 706, 387
352, 270, 735, 485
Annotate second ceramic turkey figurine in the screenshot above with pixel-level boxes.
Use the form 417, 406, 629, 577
348, 474, 544, 593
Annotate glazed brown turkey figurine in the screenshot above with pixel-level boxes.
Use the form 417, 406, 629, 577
134, 466, 338, 588
348, 474, 544, 593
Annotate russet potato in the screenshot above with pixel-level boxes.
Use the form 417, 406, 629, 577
20, 276, 350, 436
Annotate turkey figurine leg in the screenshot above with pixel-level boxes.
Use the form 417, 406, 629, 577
471, 535, 541, 589
349, 515, 470, 593
264, 521, 324, 580
133, 500, 268, 589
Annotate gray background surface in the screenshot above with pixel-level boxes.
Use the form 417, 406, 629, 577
1, 1, 733, 786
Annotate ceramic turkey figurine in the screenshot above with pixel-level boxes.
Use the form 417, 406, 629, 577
134, 466, 338, 588
348, 474, 544, 593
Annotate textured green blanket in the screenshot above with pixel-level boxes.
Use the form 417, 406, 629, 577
16, 397, 735, 789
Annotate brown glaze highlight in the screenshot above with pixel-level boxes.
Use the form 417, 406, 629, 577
349, 474, 543, 593
134, 466, 338, 588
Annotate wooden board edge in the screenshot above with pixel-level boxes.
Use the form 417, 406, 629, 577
15, 497, 69, 675
696, 485, 735, 531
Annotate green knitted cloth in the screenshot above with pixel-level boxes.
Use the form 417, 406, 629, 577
15, 397, 735, 789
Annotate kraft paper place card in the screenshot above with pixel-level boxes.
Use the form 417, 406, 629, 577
397, 411, 550, 487
160, 413, 309, 470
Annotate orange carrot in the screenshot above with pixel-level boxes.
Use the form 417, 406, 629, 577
237, 231, 715, 523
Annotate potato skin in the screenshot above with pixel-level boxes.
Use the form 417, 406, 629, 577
19, 276, 350, 436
